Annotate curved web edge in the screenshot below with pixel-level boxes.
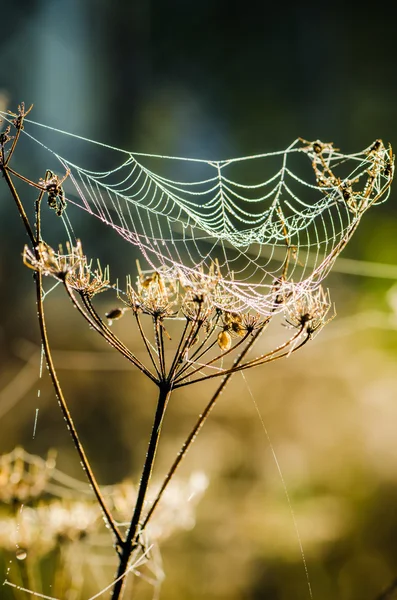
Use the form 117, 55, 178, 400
3, 114, 393, 315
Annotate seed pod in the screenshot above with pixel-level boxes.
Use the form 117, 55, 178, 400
231, 321, 245, 337
217, 330, 232, 351
105, 307, 125, 326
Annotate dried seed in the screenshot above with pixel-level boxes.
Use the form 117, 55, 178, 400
217, 330, 231, 351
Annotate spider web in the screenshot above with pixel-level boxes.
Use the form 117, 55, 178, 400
4, 114, 393, 315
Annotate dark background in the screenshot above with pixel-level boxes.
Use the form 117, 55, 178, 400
1, 2, 397, 599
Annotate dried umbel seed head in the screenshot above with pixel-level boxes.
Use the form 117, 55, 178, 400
123, 264, 178, 319
0, 499, 100, 555
44, 499, 100, 543
240, 312, 269, 333
0, 447, 57, 504
23, 240, 110, 297
285, 286, 334, 337
38, 169, 70, 217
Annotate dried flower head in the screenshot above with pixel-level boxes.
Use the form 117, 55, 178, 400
0, 447, 57, 505
23, 240, 110, 297
38, 169, 70, 217
240, 312, 269, 333
122, 261, 178, 319
285, 286, 334, 337
0, 499, 99, 556
43, 499, 100, 543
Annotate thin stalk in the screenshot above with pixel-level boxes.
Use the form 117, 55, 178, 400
31, 212, 123, 547
172, 311, 223, 382
169, 318, 198, 375
167, 318, 190, 380
174, 336, 219, 381
142, 324, 266, 528
135, 312, 161, 379
111, 384, 171, 600
4, 103, 33, 166
187, 311, 222, 361
5, 165, 44, 189
82, 294, 157, 382
175, 327, 308, 388
1, 168, 35, 246
62, 284, 156, 383
175, 331, 250, 384
4, 169, 121, 543
172, 304, 206, 373
158, 320, 167, 377
154, 317, 166, 380
174, 313, 222, 381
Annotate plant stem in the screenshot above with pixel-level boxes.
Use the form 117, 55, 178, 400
1, 168, 35, 246
174, 326, 307, 387
142, 325, 264, 529
34, 259, 123, 550
111, 383, 171, 600
3, 166, 123, 548
81, 293, 157, 382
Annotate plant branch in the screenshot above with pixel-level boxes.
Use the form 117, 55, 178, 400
82, 294, 157, 383
175, 331, 250, 384
134, 312, 161, 379
174, 326, 308, 388
111, 383, 171, 600
31, 190, 123, 548
1, 168, 35, 246
142, 323, 267, 528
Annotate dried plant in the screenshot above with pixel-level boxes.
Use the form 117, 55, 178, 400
0, 104, 394, 599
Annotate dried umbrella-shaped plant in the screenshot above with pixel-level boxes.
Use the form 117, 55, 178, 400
0, 104, 394, 600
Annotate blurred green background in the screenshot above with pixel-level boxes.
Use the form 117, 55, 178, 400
1, 2, 397, 599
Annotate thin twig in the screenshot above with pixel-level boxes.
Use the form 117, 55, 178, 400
135, 312, 161, 379
175, 331, 250, 384
175, 326, 308, 388
81, 294, 157, 383
1, 168, 35, 246
4, 103, 33, 166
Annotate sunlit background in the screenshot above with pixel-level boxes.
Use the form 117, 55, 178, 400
1, 2, 397, 599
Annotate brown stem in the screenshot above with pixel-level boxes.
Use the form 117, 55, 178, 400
5, 165, 44, 190
4, 103, 33, 166
175, 327, 308, 388
33, 237, 122, 547
82, 294, 157, 383
4, 168, 123, 547
167, 318, 190, 381
154, 317, 166, 380
1, 168, 35, 246
173, 312, 222, 381
134, 312, 161, 379
175, 331, 250, 384
142, 324, 266, 529
111, 383, 171, 599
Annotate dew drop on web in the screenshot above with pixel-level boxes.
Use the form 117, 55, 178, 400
16, 548, 27, 560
